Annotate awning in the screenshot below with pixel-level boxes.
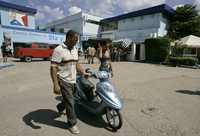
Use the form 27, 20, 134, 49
113, 38, 132, 48
175, 35, 200, 48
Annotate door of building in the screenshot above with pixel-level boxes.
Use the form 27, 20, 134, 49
135, 44, 140, 60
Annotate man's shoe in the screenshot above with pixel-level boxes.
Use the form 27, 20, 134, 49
68, 125, 80, 134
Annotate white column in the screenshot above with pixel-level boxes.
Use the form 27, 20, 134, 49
128, 43, 136, 61
140, 44, 145, 60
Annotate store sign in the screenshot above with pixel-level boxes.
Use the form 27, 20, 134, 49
9, 11, 28, 27
1, 28, 65, 44
13, 30, 64, 42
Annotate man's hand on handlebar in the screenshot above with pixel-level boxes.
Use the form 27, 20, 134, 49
83, 72, 91, 79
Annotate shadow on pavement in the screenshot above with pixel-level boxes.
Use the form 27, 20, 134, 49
54, 97, 109, 129
12, 59, 49, 63
0, 63, 15, 70
175, 90, 200, 96
23, 106, 108, 130
22, 109, 68, 130
75, 104, 108, 128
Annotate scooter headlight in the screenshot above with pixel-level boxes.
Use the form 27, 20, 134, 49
102, 83, 113, 92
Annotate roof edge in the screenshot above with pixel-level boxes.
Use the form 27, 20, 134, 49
101, 4, 175, 22
0, 0, 37, 14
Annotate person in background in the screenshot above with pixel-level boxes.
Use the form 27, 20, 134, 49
1, 42, 8, 63
50, 30, 88, 134
98, 43, 113, 76
112, 47, 118, 62
87, 46, 96, 64
117, 48, 121, 62
96, 42, 102, 64
84, 49, 88, 61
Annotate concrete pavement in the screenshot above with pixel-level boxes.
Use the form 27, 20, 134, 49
0, 59, 200, 136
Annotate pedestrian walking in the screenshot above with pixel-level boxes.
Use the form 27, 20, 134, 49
50, 30, 88, 134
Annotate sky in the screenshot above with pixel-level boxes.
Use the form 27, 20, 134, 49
1, 0, 200, 25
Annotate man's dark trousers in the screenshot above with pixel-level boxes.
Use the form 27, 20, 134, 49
57, 81, 77, 127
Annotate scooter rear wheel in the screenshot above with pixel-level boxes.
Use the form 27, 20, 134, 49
106, 108, 123, 130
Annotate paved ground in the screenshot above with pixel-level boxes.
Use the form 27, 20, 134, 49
0, 58, 200, 136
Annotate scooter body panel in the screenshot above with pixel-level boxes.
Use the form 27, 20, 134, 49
96, 81, 122, 110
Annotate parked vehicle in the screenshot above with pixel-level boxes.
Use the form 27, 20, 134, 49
75, 69, 123, 131
14, 43, 57, 62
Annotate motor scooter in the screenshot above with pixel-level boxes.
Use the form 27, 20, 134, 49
75, 69, 123, 130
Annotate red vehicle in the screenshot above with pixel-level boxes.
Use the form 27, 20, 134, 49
14, 43, 56, 62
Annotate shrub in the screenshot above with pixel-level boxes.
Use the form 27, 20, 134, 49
197, 55, 200, 64
171, 44, 186, 57
145, 37, 170, 62
168, 56, 198, 66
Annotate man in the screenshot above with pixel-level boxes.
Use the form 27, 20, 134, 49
88, 46, 96, 64
1, 42, 8, 63
50, 30, 87, 134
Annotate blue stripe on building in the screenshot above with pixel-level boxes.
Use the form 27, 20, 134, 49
101, 4, 175, 22
0, 0, 37, 14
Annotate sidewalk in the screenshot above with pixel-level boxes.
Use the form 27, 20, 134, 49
0, 63, 15, 70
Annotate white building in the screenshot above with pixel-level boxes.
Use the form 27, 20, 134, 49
100, 4, 174, 60
39, 4, 174, 61
39, 12, 103, 48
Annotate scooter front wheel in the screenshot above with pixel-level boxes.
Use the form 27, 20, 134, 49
106, 108, 123, 130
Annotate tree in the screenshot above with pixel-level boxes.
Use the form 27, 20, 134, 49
168, 4, 200, 40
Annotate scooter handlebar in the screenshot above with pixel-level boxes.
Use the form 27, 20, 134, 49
85, 68, 92, 74
85, 68, 111, 79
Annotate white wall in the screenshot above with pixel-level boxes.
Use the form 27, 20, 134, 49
158, 14, 168, 36
101, 13, 169, 43
115, 28, 159, 43
101, 31, 115, 39
117, 13, 162, 42
56, 18, 83, 34
83, 22, 99, 36
82, 13, 102, 37
118, 13, 160, 31
44, 12, 83, 34
42, 12, 102, 41
140, 44, 145, 60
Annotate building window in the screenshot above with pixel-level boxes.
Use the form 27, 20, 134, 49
36, 26, 40, 30
101, 21, 118, 31
51, 28, 55, 32
0, 12, 1, 25
59, 28, 64, 33
86, 19, 100, 25
42, 28, 47, 31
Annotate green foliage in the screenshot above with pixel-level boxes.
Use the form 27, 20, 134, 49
145, 37, 170, 62
197, 55, 200, 64
168, 56, 198, 66
171, 44, 187, 57
168, 4, 200, 40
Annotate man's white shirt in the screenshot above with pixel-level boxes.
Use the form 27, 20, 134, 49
51, 43, 78, 83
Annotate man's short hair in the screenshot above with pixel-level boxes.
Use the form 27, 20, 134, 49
66, 30, 79, 39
